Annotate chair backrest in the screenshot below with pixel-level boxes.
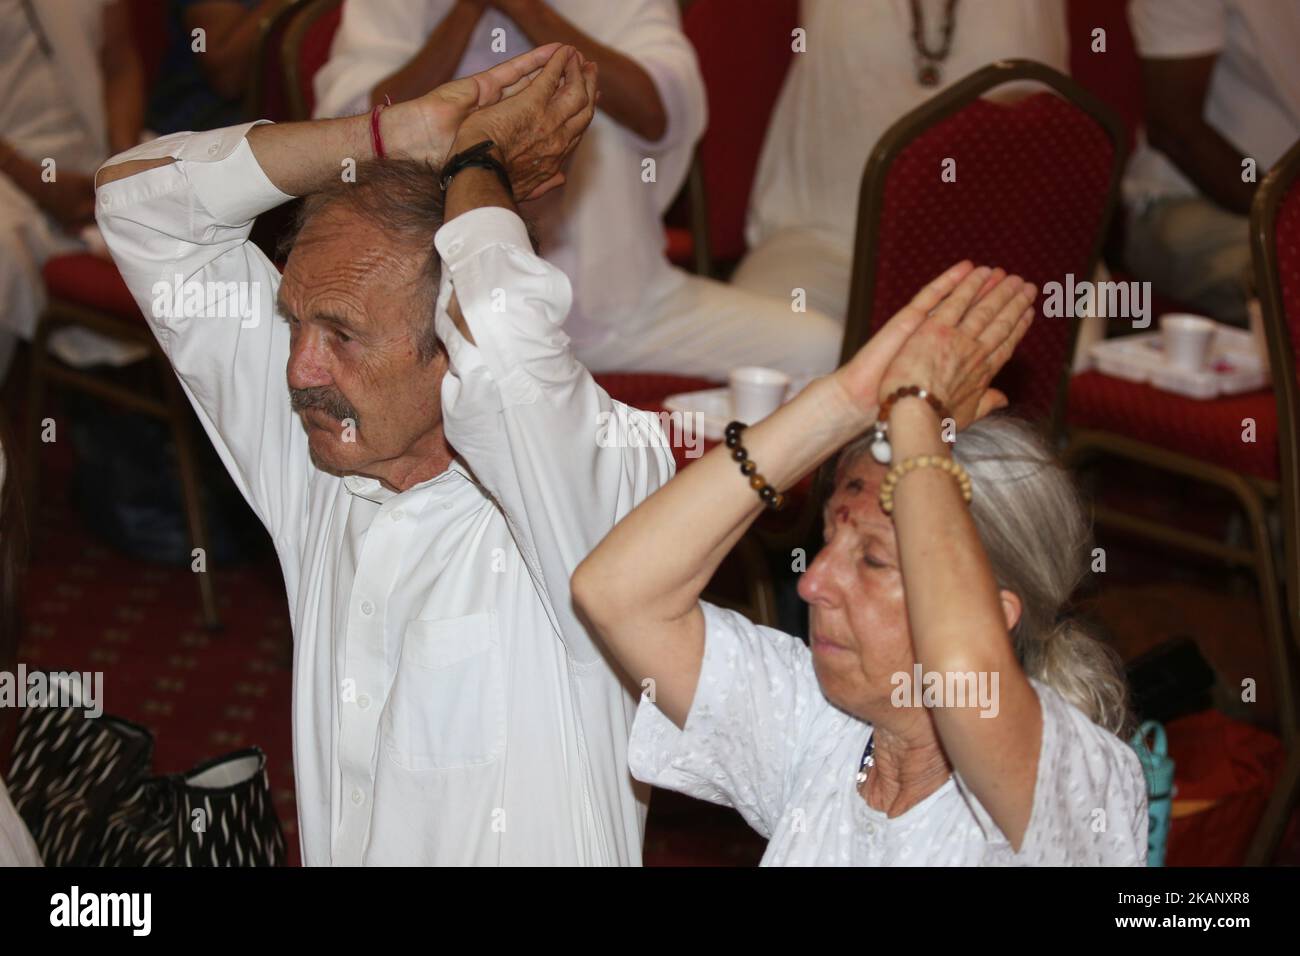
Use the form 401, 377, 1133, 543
1250, 138, 1300, 630
244, 0, 311, 122
284, 0, 345, 122
683, 0, 798, 263
127, 0, 168, 90
843, 60, 1126, 430
1066, 0, 1142, 153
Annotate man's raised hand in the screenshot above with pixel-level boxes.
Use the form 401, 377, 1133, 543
448, 44, 599, 201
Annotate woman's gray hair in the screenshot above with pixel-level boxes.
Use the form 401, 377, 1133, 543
840, 415, 1133, 737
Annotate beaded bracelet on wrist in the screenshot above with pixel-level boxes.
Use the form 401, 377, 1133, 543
724, 421, 786, 511
878, 453, 972, 516
866, 386, 951, 465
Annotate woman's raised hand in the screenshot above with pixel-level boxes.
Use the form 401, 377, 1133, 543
877, 264, 1035, 428
834, 262, 1037, 430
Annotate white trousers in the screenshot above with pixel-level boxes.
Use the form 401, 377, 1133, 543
576, 264, 843, 380
731, 227, 854, 325
0, 171, 82, 379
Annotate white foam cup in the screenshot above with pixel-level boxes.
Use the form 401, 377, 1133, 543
729, 366, 791, 424
1160, 313, 1216, 372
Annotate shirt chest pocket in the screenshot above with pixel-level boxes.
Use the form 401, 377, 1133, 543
382, 612, 505, 771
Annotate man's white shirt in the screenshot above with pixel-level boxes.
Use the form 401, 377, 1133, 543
94, 123, 675, 865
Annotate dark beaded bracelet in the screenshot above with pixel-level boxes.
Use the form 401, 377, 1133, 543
724, 421, 786, 511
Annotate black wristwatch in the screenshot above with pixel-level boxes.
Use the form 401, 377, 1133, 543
440, 139, 513, 197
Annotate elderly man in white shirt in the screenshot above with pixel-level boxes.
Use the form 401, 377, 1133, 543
95, 44, 672, 865
314, 0, 841, 380
1123, 0, 1300, 325
733, 0, 1068, 323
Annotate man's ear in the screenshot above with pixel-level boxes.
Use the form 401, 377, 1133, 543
999, 589, 1022, 633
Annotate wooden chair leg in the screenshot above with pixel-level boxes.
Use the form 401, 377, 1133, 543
1242, 491, 1297, 752
1245, 744, 1300, 865
163, 372, 220, 631
23, 315, 53, 537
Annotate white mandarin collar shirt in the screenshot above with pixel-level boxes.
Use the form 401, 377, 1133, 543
313, 0, 706, 354
95, 123, 675, 865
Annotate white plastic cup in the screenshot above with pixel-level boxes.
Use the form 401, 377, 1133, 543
729, 366, 790, 424
1160, 313, 1216, 372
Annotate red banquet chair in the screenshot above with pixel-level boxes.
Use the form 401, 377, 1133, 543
756, 59, 1126, 584
244, 0, 312, 123
843, 59, 1126, 425
664, 0, 799, 276
1239, 138, 1300, 864
25, 259, 221, 631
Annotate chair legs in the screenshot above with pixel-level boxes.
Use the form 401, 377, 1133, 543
1246, 742, 1300, 864
1064, 429, 1298, 863
23, 317, 52, 530
162, 368, 221, 631
25, 305, 222, 631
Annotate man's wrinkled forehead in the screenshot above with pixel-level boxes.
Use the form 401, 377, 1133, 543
279, 226, 421, 319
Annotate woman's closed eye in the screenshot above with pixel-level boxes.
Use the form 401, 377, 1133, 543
862, 549, 890, 570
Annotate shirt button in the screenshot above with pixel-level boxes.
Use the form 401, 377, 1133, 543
357, 694, 371, 710
447, 238, 464, 256
207, 143, 220, 155
360, 600, 374, 616
864, 822, 877, 837
351, 788, 365, 806
391, 509, 405, 522
99, 193, 111, 207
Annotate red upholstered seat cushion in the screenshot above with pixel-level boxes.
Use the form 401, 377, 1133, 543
1067, 371, 1278, 480
42, 253, 143, 323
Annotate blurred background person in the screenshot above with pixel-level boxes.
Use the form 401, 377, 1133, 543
1122, 0, 1300, 326
147, 0, 296, 135
732, 0, 1067, 323
0, 0, 144, 381
0, 416, 41, 866
314, 0, 841, 380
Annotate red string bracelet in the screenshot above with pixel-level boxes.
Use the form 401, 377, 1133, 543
370, 95, 392, 160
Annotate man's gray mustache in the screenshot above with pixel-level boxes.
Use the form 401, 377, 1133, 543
290, 386, 359, 425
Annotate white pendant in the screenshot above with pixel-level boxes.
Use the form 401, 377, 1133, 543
870, 437, 892, 464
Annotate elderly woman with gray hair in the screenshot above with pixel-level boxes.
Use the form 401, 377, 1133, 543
573, 263, 1147, 865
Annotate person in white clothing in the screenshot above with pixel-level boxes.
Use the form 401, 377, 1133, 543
96, 45, 672, 865
1123, 0, 1300, 325
733, 0, 1068, 323
0, 0, 144, 379
314, 0, 842, 379
574, 263, 1148, 865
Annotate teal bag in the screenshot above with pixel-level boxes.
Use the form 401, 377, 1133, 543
1129, 721, 1175, 866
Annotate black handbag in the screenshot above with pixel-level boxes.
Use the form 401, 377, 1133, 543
7, 681, 286, 866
